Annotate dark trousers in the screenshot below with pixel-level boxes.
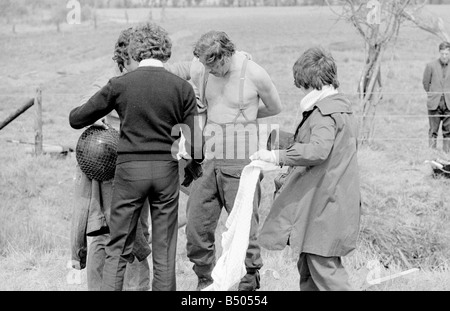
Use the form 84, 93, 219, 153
101, 160, 180, 291
428, 96, 450, 152
87, 233, 150, 291
186, 160, 263, 282
297, 253, 353, 291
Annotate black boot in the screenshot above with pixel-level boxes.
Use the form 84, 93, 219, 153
238, 270, 260, 291
196, 277, 213, 291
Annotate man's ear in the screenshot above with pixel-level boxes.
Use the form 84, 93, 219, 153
124, 57, 139, 72
118, 62, 125, 73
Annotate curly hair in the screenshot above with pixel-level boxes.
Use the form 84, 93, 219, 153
128, 22, 172, 63
193, 30, 235, 66
293, 46, 339, 90
439, 41, 450, 51
112, 27, 133, 72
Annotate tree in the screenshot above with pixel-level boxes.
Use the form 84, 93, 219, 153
92, 0, 99, 29
326, 0, 449, 144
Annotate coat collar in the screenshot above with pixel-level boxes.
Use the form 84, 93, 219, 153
315, 94, 353, 115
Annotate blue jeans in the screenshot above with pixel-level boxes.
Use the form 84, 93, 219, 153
186, 160, 263, 282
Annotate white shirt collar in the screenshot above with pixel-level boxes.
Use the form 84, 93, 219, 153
139, 59, 164, 68
300, 85, 338, 113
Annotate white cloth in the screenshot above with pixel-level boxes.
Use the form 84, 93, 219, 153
300, 85, 338, 113
176, 130, 189, 160
202, 160, 280, 291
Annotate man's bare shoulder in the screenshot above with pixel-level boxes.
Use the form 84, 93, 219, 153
189, 57, 205, 86
246, 59, 274, 88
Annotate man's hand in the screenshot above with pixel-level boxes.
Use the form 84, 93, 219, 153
181, 159, 203, 187
250, 149, 279, 164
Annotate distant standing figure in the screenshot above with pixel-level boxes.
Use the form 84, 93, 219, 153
422, 41, 450, 152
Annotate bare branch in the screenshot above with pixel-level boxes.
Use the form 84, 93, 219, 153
325, 0, 448, 143
402, 7, 450, 41
364, 51, 383, 100
348, 0, 371, 41
324, 0, 351, 28
325, 0, 345, 17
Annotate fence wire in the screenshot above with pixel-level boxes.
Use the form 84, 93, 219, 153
1, 91, 449, 143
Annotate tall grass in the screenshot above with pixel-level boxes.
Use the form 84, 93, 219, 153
0, 151, 73, 259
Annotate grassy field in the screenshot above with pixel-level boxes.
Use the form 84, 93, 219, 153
0, 5, 450, 291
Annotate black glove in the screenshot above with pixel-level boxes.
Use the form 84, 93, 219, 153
181, 159, 203, 188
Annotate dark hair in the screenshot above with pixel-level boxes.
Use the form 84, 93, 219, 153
439, 41, 450, 51
129, 22, 172, 63
112, 27, 133, 72
193, 30, 235, 66
293, 46, 339, 90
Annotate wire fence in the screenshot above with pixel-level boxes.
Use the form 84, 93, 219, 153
1, 90, 449, 143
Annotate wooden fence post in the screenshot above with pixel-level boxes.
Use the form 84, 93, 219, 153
34, 88, 43, 156
0, 98, 34, 131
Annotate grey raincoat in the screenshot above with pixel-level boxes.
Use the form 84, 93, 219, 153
259, 93, 361, 257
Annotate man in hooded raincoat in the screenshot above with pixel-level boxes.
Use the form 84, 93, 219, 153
251, 46, 361, 291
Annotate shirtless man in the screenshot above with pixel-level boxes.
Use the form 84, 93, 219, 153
185, 30, 282, 291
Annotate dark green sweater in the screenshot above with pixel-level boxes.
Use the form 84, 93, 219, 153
69, 66, 201, 163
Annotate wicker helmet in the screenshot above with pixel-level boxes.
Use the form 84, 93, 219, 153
76, 125, 120, 181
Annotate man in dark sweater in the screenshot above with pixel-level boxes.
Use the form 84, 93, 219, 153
69, 22, 202, 291
423, 41, 450, 152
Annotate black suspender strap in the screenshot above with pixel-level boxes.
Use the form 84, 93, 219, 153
202, 55, 250, 124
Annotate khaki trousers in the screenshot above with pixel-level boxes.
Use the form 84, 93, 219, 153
297, 253, 353, 291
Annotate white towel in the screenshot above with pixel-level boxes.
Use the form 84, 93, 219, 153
202, 160, 280, 291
